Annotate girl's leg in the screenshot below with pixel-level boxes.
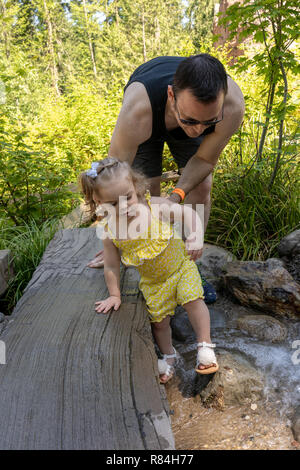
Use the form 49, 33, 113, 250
151, 316, 173, 355
183, 298, 215, 370
151, 316, 175, 383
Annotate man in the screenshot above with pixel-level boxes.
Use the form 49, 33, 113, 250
89, 54, 245, 302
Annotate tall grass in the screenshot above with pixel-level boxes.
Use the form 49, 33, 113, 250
205, 163, 299, 260
0, 218, 60, 312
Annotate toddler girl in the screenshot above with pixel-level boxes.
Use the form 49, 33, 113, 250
80, 157, 218, 383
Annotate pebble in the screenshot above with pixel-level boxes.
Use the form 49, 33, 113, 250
251, 404, 258, 411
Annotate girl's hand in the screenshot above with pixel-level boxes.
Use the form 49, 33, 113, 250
95, 296, 121, 314
185, 233, 203, 261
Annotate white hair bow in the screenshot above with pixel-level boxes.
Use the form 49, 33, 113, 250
86, 161, 99, 178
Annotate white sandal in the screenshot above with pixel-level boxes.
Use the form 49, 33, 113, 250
195, 342, 219, 375
158, 347, 177, 384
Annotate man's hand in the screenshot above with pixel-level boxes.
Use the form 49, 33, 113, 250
95, 296, 121, 314
185, 233, 203, 261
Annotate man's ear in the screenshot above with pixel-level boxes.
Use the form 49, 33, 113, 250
167, 85, 175, 102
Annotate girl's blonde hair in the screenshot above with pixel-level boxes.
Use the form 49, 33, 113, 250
79, 157, 149, 215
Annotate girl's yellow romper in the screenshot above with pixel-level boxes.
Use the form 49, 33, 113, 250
101, 191, 204, 323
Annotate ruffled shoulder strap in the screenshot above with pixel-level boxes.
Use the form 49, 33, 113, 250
98, 217, 108, 227
144, 189, 151, 203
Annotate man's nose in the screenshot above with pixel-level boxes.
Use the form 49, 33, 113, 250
193, 123, 206, 134
188, 124, 205, 137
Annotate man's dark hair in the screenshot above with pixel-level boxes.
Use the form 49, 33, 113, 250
173, 53, 228, 103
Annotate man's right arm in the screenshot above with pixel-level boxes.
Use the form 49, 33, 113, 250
108, 82, 152, 163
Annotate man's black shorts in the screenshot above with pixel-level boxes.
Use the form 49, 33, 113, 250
132, 132, 205, 178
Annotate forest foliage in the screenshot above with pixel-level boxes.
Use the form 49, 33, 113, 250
0, 0, 299, 309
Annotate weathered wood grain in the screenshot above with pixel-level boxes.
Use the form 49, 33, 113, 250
0, 228, 174, 450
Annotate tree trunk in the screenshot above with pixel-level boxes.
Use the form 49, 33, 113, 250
142, 6, 147, 62
115, 4, 119, 26
82, 0, 97, 80
155, 17, 160, 53
0, 0, 10, 59
268, 60, 288, 190
269, 9, 288, 189
257, 77, 276, 161
42, 0, 60, 97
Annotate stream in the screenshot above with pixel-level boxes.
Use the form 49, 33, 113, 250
166, 293, 300, 450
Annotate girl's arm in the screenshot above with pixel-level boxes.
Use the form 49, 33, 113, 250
152, 196, 204, 260
103, 236, 121, 297
152, 196, 203, 239
95, 235, 122, 313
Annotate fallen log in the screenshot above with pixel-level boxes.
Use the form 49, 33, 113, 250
0, 228, 174, 450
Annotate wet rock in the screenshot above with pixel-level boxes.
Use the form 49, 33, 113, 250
199, 352, 264, 408
237, 314, 287, 343
196, 243, 235, 284
284, 255, 300, 283
291, 406, 300, 442
0, 312, 5, 323
278, 230, 300, 283
278, 230, 300, 258
171, 307, 195, 342
222, 258, 300, 318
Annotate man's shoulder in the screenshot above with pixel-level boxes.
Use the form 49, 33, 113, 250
122, 82, 152, 122
113, 83, 152, 145
225, 76, 245, 115
213, 76, 245, 139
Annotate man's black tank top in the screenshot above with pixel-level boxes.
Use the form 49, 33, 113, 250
124, 56, 215, 143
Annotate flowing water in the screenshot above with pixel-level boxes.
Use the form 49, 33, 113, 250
166, 294, 300, 450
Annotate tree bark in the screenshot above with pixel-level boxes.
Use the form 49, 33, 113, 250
142, 6, 147, 62
155, 17, 160, 53
269, 8, 288, 189
42, 0, 60, 96
268, 60, 288, 189
257, 78, 276, 161
0, 0, 10, 59
82, 0, 97, 80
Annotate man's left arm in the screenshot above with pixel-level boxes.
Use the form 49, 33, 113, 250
170, 81, 245, 201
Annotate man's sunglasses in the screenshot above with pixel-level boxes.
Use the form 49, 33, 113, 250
174, 97, 224, 127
